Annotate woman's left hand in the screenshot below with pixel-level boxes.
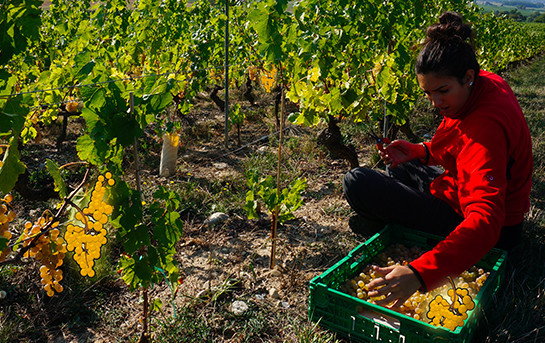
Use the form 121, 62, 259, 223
366, 265, 422, 308
380, 140, 422, 168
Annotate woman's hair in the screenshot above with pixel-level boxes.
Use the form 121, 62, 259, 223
415, 11, 480, 83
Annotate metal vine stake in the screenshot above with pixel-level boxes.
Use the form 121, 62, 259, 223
270, 67, 285, 270
129, 92, 150, 343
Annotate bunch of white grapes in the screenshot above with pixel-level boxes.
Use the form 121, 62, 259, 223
339, 243, 489, 331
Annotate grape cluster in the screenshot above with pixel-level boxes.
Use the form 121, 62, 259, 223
248, 66, 258, 82
209, 68, 223, 83
340, 243, 489, 331
260, 66, 276, 93
65, 96, 82, 113
22, 216, 67, 297
0, 194, 16, 261
427, 284, 475, 331
65, 173, 115, 278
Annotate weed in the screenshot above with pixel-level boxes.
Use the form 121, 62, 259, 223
151, 307, 212, 342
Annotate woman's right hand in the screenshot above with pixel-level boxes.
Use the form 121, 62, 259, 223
380, 140, 426, 167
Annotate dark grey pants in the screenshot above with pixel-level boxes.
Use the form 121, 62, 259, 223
342, 160, 521, 250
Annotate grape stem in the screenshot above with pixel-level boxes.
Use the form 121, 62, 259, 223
447, 276, 461, 314
59, 161, 89, 171
65, 199, 92, 233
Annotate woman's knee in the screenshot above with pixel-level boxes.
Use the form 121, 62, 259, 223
343, 168, 386, 202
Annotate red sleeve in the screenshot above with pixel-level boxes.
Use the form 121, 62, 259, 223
410, 115, 507, 290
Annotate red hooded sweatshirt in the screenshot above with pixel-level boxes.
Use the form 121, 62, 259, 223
409, 70, 533, 290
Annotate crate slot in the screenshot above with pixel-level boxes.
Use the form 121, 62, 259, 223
374, 324, 380, 340
360, 308, 400, 330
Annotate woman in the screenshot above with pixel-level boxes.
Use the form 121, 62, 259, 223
342, 11, 533, 308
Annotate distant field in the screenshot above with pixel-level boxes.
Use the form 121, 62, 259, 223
480, 3, 545, 16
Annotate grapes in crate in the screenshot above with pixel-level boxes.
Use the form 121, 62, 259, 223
339, 243, 490, 331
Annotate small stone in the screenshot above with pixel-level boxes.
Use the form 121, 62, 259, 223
205, 212, 229, 226
262, 268, 282, 278
269, 288, 280, 299
0, 290, 6, 299
270, 269, 281, 277
278, 301, 290, 309
213, 162, 228, 169
230, 300, 249, 315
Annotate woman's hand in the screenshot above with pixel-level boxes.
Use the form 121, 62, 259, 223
366, 265, 422, 309
380, 140, 426, 168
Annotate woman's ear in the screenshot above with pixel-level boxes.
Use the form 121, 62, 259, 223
464, 69, 475, 87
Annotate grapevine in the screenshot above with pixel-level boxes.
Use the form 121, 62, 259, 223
65, 173, 115, 278
340, 243, 488, 330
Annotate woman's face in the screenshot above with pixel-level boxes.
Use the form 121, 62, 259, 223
417, 70, 474, 117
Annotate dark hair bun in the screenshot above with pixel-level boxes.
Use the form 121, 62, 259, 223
415, 11, 480, 78
426, 11, 473, 44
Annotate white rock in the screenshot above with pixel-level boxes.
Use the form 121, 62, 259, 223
212, 162, 228, 169
230, 300, 249, 315
205, 212, 229, 226
262, 268, 282, 278
270, 269, 281, 277
269, 288, 280, 299
278, 301, 290, 309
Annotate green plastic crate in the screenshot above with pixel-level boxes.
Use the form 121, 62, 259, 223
308, 224, 507, 343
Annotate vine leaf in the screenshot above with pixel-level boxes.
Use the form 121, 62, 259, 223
0, 136, 26, 194
0, 237, 7, 251
46, 159, 67, 199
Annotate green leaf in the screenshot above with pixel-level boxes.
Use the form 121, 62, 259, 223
0, 70, 17, 96
75, 59, 96, 83
76, 134, 105, 166
153, 211, 183, 247
0, 96, 26, 135
341, 87, 358, 108
250, 3, 270, 40
150, 298, 163, 312
0, 237, 8, 251
111, 113, 140, 147
287, 108, 320, 127
119, 256, 139, 291
134, 255, 153, 285
123, 224, 151, 255
244, 190, 259, 220
308, 64, 321, 83
45, 159, 67, 198
83, 86, 107, 111
148, 91, 173, 113
110, 181, 143, 238
0, 136, 26, 194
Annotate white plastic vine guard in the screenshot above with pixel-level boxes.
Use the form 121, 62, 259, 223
159, 133, 179, 177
